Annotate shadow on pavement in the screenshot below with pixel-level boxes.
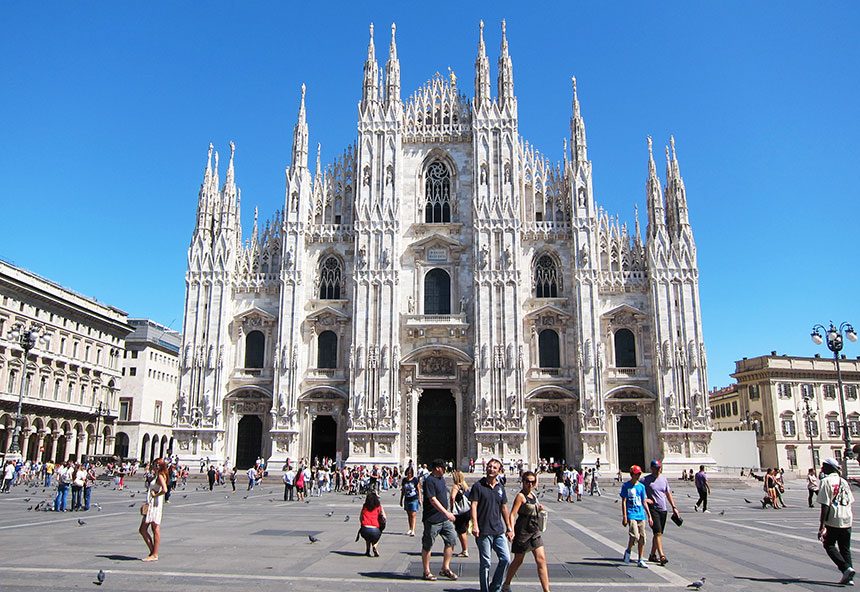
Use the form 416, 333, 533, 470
357, 572, 415, 580
95, 554, 140, 561
735, 576, 844, 588
330, 550, 370, 557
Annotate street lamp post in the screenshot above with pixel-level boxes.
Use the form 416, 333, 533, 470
801, 390, 817, 468
91, 401, 110, 458
5, 322, 51, 460
811, 321, 858, 476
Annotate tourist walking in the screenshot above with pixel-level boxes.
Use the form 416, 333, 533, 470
139, 458, 169, 561
470, 458, 512, 592
246, 466, 256, 491
808, 468, 821, 508
502, 471, 550, 592
693, 465, 710, 513
229, 466, 237, 492
83, 464, 96, 511
400, 466, 420, 536
283, 465, 295, 501
71, 463, 86, 510
450, 470, 471, 557
358, 491, 387, 557
620, 465, 653, 568
818, 457, 855, 585
54, 461, 71, 511
420, 459, 458, 581
641, 460, 678, 565
589, 467, 602, 496
295, 464, 307, 501
207, 465, 216, 491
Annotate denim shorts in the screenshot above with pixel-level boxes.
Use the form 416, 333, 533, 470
404, 498, 419, 513
422, 519, 457, 551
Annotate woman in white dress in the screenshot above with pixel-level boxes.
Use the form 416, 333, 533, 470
139, 458, 169, 561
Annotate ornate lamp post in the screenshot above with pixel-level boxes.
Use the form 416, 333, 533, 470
5, 322, 51, 460
811, 321, 857, 475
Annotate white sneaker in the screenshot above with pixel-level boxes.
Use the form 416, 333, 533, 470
841, 567, 856, 585
703, 510, 711, 514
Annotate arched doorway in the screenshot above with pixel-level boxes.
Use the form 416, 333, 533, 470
114, 432, 130, 459
417, 389, 456, 465
616, 415, 644, 472
236, 415, 263, 469
150, 434, 159, 462
27, 433, 39, 461
56, 434, 67, 462
538, 416, 566, 463
42, 433, 54, 462
311, 415, 337, 464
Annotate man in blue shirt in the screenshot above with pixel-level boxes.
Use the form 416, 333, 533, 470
470, 458, 512, 592
620, 465, 653, 568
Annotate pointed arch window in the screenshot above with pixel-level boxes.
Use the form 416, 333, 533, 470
424, 268, 451, 314
318, 257, 342, 299
614, 328, 636, 368
244, 331, 265, 369
538, 329, 561, 368
317, 331, 338, 369
423, 161, 451, 223
534, 255, 560, 298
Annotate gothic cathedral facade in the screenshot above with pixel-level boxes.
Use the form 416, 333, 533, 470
171, 22, 713, 471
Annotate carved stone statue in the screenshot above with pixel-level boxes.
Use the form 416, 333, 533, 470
459, 295, 468, 314
407, 295, 415, 314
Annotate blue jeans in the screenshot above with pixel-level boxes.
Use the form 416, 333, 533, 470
476, 534, 511, 592
83, 486, 92, 510
54, 484, 69, 511
44, 474, 52, 487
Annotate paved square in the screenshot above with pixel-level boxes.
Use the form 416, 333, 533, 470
0, 476, 853, 591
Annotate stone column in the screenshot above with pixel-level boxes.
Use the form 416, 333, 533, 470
20, 429, 31, 460
63, 433, 74, 461
50, 432, 59, 462
36, 431, 46, 462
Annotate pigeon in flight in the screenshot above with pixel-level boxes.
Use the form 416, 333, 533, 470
687, 576, 706, 589
96, 570, 106, 585
308, 534, 320, 543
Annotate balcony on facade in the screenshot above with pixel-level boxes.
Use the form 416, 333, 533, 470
307, 223, 354, 244
606, 365, 650, 382
231, 367, 274, 382
305, 367, 348, 383
527, 366, 574, 383
520, 221, 572, 242
403, 313, 469, 339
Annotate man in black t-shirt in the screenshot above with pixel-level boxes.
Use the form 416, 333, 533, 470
420, 459, 458, 581
470, 458, 512, 592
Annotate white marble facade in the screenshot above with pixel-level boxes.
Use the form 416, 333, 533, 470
172, 22, 713, 471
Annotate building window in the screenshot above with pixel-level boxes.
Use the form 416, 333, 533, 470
54, 379, 61, 401
827, 415, 840, 437
749, 385, 760, 400
781, 413, 796, 436
7, 370, 17, 393
731, 401, 738, 415
39, 376, 47, 398
812, 448, 821, 470
533, 255, 560, 298
154, 401, 162, 424
67, 382, 74, 401
824, 384, 837, 400
131, 350, 138, 359
244, 331, 265, 368
318, 257, 343, 299
786, 447, 798, 469
423, 268, 451, 315
614, 329, 636, 368
72, 342, 79, 358
129, 367, 137, 377
538, 329, 561, 368
846, 385, 858, 401
806, 417, 819, 438
850, 415, 860, 437
801, 383, 814, 399
423, 161, 451, 223
119, 398, 132, 421
317, 331, 338, 369
777, 383, 792, 399
835, 449, 843, 462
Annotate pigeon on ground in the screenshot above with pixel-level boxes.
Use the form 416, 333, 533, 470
687, 577, 706, 589
326, 511, 334, 517
614, 499, 619, 504
96, 569, 106, 585
27, 506, 33, 511
128, 504, 135, 507
344, 515, 350, 522
744, 498, 751, 504
243, 495, 249, 499
304, 500, 310, 504
719, 510, 725, 516
308, 534, 320, 543
225, 495, 229, 499
77, 519, 87, 526
23, 498, 30, 502
129, 494, 135, 498
686, 493, 691, 498
182, 495, 188, 498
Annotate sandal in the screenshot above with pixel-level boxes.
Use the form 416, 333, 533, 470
457, 550, 469, 557
422, 572, 437, 581
659, 556, 668, 566
440, 568, 459, 581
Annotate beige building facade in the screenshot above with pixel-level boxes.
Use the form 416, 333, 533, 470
731, 353, 860, 471
117, 319, 180, 462
0, 260, 131, 462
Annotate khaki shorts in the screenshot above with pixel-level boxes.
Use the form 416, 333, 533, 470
627, 519, 647, 544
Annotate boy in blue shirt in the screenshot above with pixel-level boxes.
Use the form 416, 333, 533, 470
620, 465, 653, 568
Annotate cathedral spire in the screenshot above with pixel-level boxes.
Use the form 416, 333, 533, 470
224, 140, 236, 192
497, 19, 515, 108
570, 77, 588, 166
315, 143, 322, 179
645, 136, 666, 240
385, 23, 401, 106
664, 135, 691, 237
291, 84, 309, 170
474, 20, 491, 109
361, 23, 379, 108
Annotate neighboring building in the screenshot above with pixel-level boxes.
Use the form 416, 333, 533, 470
173, 23, 713, 471
0, 260, 131, 462
732, 352, 860, 471
118, 319, 181, 462
709, 384, 742, 431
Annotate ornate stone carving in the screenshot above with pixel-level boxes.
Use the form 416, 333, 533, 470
419, 356, 455, 376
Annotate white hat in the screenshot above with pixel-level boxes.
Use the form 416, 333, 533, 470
823, 457, 842, 472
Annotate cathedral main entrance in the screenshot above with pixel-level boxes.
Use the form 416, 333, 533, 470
311, 415, 337, 463
538, 416, 566, 464
236, 415, 262, 469
616, 415, 644, 472
417, 389, 456, 465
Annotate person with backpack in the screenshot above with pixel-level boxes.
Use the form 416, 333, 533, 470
818, 457, 855, 585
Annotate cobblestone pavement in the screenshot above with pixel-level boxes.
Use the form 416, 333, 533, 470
0, 476, 852, 591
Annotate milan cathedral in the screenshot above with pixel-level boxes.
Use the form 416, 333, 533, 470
171, 21, 713, 471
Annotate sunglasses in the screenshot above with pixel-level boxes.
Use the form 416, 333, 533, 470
524, 479, 537, 485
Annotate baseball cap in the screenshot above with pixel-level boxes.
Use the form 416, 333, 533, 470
822, 457, 841, 472
650, 460, 662, 469
629, 465, 643, 475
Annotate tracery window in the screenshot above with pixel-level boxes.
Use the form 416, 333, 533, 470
534, 255, 560, 298
318, 257, 342, 299
423, 161, 451, 223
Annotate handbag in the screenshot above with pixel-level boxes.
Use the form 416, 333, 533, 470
378, 513, 387, 532
140, 503, 150, 516
670, 512, 683, 527
452, 489, 471, 515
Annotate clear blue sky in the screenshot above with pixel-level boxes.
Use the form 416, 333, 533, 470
1, 3, 858, 390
